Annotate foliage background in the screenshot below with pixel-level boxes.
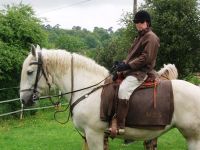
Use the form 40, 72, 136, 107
0, 0, 200, 116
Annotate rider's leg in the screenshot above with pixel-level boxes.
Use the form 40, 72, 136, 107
117, 76, 146, 134
116, 98, 129, 134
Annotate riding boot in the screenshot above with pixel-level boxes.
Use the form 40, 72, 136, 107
116, 99, 129, 134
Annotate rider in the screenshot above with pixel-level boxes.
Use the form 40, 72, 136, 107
114, 10, 160, 134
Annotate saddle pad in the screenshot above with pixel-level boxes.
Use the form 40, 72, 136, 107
126, 80, 174, 128
100, 79, 174, 129
100, 77, 117, 121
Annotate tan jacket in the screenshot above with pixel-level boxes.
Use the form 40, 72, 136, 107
124, 28, 160, 80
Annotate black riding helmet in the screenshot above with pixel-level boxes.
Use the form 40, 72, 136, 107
133, 10, 151, 27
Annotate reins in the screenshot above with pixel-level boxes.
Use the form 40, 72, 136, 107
51, 75, 111, 124
52, 53, 112, 140
32, 52, 112, 121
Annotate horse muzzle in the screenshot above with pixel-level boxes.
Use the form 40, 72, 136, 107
20, 90, 39, 107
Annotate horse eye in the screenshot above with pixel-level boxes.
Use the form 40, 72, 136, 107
27, 70, 33, 75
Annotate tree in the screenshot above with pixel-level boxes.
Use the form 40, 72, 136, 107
95, 13, 137, 70
0, 3, 48, 116
144, 0, 200, 76
0, 3, 47, 48
0, 3, 48, 91
93, 27, 111, 46
55, 34, 87, 52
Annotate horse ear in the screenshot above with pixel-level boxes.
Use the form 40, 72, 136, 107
36, 45, 42, 51
31, 44, 36, 57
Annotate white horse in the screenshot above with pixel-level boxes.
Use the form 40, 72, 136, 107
20, 47, 200, 150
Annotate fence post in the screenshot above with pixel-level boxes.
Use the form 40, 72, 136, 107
20, 103, 24, 119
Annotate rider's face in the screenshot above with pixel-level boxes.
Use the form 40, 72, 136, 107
135, 21, 148, 31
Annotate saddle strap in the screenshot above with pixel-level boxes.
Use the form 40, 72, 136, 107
153, 81, 157, 109
140, 80, 159, 109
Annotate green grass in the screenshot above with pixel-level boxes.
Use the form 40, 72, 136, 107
0, 110, 187, 150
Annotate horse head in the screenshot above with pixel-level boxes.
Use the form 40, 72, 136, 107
20, 45, 52, 106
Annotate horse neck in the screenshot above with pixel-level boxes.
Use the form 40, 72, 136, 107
43, 51, 109, 101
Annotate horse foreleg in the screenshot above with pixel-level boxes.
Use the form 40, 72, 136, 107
85, 129, 105, 150
104, 134, 109, 150
144, 138, 158, 150
83, 133, 109, 150
188, 138, 200, 150
82, 138, 89, 150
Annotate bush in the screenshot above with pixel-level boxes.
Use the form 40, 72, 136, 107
0, 3, 48, 119
184, 74, 200, 85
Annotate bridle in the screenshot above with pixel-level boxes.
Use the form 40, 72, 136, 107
20, 51, 51, 102
20, 50, 111, 111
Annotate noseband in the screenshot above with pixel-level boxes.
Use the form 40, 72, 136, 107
20, 51, 51, 101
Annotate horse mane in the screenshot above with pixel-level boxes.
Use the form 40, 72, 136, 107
33, 48, 177, 81
157, 64, 178, 79
40, 48, 109, 77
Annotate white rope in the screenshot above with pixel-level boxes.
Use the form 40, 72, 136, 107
0, 103, 68, 117
0, 89, 68, 117
0, 110, 22, 117
0, 98, 20, 104
23, 105, 55, 111
0, 86, 19, 91
0, 94, 63, 104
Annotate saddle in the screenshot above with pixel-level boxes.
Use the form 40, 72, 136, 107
100, 76, 174, 129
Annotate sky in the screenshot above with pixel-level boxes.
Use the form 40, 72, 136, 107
0, 0, 144, 31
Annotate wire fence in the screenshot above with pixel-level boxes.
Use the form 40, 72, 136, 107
0, 86, 19, 91
0, 86, 65, 118
0, 104, 67, 117
0, 98, 20, 104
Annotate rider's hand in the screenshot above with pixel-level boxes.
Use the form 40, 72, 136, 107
112, 72, 118, 81
112, 61, 119, 70
116, 62, 131, 72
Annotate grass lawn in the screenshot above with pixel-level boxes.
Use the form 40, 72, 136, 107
0, 109, 187, 150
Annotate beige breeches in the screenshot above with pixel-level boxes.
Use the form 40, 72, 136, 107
118, 76, 147, 100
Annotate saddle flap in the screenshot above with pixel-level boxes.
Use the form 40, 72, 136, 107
100, 79, 174, 129
126, 80, 174, 128
100, 77, 117, 121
